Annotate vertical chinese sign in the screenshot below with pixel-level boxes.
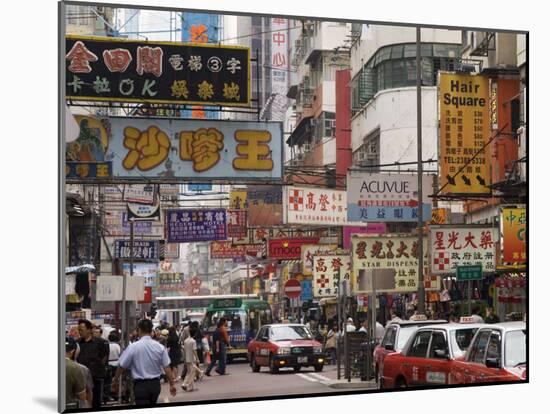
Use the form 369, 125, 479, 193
285, 186, 348, 225
301, 244, 338, 275
312, 255, 351, 298
429, 226, 497, 274
501, 207, 527, 264
271, 18, 289, 96
226, 210, 248, 238
439, 73, 491, 194
165, 209, 227, 243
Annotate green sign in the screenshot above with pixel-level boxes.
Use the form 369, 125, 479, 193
456, 265, 483, 281
212, 298, 243, 309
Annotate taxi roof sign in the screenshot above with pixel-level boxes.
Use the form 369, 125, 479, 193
460, 316, 475, 324
409, 314, 428, 321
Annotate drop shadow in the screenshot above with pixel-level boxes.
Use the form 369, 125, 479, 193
33, 397, 58, 412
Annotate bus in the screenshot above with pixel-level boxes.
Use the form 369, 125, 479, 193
202, 297, 273, 362
154, 294, 253, 327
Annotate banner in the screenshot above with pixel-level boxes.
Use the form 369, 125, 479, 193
347, 172, 432, 222
301, 244, 338, 275
165, 209, 227, 243
227, 210, 248, 238
104, 117, 283, 182
352, 235, 428, 293
268, 237, 319, 260
285, 186, 347, 225
66, 35, 250, 107
114, 240, 159, 261
210, 241, 246, 259
501, 207, 526, 264
439, 73, 491, 194
429, 226, 497, 274
312, 255, 351, 298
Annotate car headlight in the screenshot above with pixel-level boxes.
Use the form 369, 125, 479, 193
313, 346, 323, 354
277, 347, 291, 355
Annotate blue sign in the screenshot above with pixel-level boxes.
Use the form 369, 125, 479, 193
115, 240, 159, 261
347, 204, 432, 222
300, 280, 313, 301
122, 212, 152, 234
166, 209, 227, 243
188, 183, 213, 192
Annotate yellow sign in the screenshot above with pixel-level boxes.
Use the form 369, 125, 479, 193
431, 208, 448, 225
281, 264, 290, 284
501, 207, 526, 264
439, 73, 491, 194
230, 190, 248, 210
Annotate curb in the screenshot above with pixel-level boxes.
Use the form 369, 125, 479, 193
327, 381, 377, 390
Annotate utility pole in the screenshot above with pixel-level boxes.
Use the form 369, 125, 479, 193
121, 215, 133, 348
416, 26, 426, 314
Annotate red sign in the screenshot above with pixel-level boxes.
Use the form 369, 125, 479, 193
227, 210, 248, 238
268, 237, 319, 259
284, 279, 301, 298
210, 241, 246, 259
138, 286, 152, 304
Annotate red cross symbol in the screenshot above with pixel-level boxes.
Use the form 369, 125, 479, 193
316, 276, 330, 288
433, 252, 450, 271
289, 189, 303, 211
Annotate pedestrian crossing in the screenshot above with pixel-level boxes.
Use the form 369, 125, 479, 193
296, 372, 332, 386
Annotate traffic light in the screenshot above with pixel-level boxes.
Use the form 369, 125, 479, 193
150, 303, 157, 319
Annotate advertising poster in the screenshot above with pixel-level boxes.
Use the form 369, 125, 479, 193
122, 263, 158, 288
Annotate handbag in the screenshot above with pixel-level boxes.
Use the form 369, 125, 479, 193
449, 279, 463, 301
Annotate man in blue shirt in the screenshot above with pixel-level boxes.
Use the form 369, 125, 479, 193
112, 319, 177, 405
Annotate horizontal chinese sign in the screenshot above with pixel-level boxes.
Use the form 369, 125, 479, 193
66, 35, 250, 106
352, 235, 428, 293
456, 265, 483, 281
227, 210, 248, 238
166, 209, 227, 243
313, 255, 351, 298
121, 211, 153, 234
285, 186, 347, 225
347, 172, 433, 222
123, 184, 156, 204
210, 241, 246, 259
268, 237, 319, 260
115, 240, 159, 261
343, 224, 387, 249
501, 207, 526, 264
104, 117, 283, 182
66, 162, 112, 179
429, 226, 497, 274
302, 244, 338, 275
158, 272, 186, 291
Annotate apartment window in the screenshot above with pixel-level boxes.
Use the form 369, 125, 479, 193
324, 112, 336, 137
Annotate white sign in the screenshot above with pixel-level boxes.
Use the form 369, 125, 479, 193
285, 186, 348, 225
301, 244, 338, 275
123, 184, 156, 204
312, 255, 351, 298
270, 18, 289, 96
429, 226, 497, 274
96, 276, 145, 301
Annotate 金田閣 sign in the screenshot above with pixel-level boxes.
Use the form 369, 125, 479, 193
166, 209, 227, 243
439, 73, 491, 194
66, 36, 250, 107
285, 186, 348, 225
429, 226, 497, 274
312, 255, 351, 297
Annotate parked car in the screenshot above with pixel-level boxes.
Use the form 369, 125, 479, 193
449, 321, 526, 384
373, 317, 447, 384
380, 318, 483, 389
247, 324, 325, 374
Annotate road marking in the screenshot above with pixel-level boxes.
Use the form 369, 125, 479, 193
308, 373, 331, 382
296, 373, 319, 383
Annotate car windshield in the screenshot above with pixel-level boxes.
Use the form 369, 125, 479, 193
505, 330, 526, 367
203, 310, 247, 331
271, 325, 313, 341
450, 328, 478, 358
397, 326, 417, 350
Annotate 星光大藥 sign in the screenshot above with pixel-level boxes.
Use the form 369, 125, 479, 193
347, 173, 433, 222
65, 35, 250, 107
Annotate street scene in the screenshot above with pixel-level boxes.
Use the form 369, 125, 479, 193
61, 1, 527, 412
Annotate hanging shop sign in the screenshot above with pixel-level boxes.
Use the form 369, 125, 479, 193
158, 273, 186, 291
160, 241, 180, 260
103, 117, 283, 182
188, 183, 213, 192
210, 241, 246, 259
227, 210, 248, 238
429, 225, 497, 274
267, 237, 319, 260
300, 279, 313, 301
123, 184, 156, 204
122, 211, 153, 233
312, 255, 351, 298
439, 73, 491, 195
165, 208, 227, 243
114, 240, 159, 261
127, 202, 161, 221
284, 186, 348, 225
229, 190, 248, 210
270, 18, 289, 96
501, 207, 526, 264
301, 244, 338, 275
352, 235, 428, 293
122, 263, 158, 287
343, 224, 387, 249
96, 275, 145, 301
456, 265, 483, 282
65, 35, 250, 106
347, 172, 432, 222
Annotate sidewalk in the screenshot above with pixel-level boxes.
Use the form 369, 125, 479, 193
321, 365, 378, 390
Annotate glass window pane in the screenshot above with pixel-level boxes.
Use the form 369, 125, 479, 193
470, 331, 491, 363
392, 60, 405, 87
378, 46, 392, 63
406, 59, 417, 84
486, 332, 501, 361
504, 330, 526, 368
384, 62, 392, 89
404, 44, 416, 58
421, 44, 433, 57
408, 331, 432, 358
391, 45, 404, 59
428, 331, 448, 358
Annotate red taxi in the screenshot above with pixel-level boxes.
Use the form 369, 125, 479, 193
247, 324, 325, 374
449, 321, 526, 384
380, 318, 483, 389
373, 317, 447, 384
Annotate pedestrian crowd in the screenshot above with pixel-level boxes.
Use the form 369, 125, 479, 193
65, 317, 232, 408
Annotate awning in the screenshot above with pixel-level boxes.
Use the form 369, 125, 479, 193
65, 264, 96, 274
285, 116, 313, 146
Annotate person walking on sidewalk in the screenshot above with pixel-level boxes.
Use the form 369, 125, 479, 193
65, 337, 87, 409
181, 324, 200, 391
167, 327, 182, 381
77, 319, 109, 409
112, 319, 177, 406
205, 318, 231, 376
